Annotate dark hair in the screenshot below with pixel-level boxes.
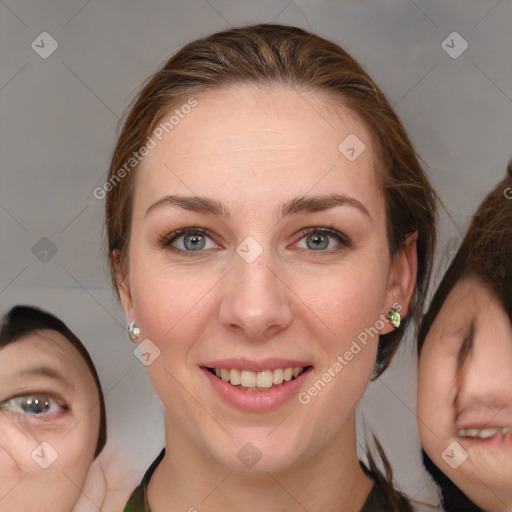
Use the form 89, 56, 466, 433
421, 449, 482, 511
105, 23, 438, 380
417, 161, 512, 510
365, 436, 413, 511
0, 305, 107, 458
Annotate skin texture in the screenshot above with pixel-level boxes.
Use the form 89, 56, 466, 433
73, 442, 140, 512
418, 277, 512, 511
117, 85, 417, 512
0, 330, 101, 512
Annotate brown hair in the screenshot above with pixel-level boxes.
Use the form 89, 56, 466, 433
105, 23, 438, 380
0, 305, 107, 458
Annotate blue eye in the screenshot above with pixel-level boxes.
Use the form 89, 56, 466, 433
295, 227, 352, 251
160, 228, 218, 253
0, 395, 66, 417
158, 226, 351, 255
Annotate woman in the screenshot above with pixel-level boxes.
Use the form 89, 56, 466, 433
417, 164, 512, 511
0, 305, 107, 512
104, 24, 438, 511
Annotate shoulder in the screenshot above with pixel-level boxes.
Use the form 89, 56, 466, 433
123, 484, 146, 512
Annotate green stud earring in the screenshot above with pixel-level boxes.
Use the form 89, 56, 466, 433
387, 308, 401, 329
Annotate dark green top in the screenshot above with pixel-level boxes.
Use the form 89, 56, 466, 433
123, 449, 395, 512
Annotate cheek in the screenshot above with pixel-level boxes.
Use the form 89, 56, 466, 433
417, 345, 458, 450
0, 416, 70, 472
44, 419, 98, 490
293, 257, 390, 340
40, 399, 100, 479
0, 424, 33, 479
0, 420, 95, 512
291, 265, 387, 403
131, 263, 214, 347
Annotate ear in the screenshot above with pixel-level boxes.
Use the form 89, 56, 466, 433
112, 249, 135, 323
379, 230, 418, 335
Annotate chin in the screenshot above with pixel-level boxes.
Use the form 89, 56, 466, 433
209, 435, 305, 474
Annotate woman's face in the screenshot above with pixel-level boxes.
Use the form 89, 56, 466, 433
119, 85, 416, 473
418, 277, 512, 511
0, 330, 101, 512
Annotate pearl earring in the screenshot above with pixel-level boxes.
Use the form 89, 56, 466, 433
128, 321, 141, 342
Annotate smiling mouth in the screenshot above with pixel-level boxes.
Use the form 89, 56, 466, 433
457, 426, 512, 440
205, 366, 313, 391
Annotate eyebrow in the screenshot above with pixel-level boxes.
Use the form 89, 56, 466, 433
16, 365, 72, 388
145, 193, 371, 221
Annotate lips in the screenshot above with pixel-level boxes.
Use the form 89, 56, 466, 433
201, 358, 313, 373
456, 410, 512, 432
200, 358, 314, 411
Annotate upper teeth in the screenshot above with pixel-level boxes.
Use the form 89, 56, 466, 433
213, 367, 305, 388
457, 426, 511, 439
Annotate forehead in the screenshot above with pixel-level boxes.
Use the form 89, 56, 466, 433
135, 85, 383, 217
444, 277, 496, 311
159, 85, 369, 155
434, 277, 506, 335
0, 330, 90, 377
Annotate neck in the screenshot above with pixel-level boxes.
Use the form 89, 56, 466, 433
148, 414, 374, 512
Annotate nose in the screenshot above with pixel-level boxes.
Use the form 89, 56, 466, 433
218, 248, 293, 340
456, 323, 512, 413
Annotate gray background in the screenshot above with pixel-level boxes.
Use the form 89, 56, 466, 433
1, 0, 511, 507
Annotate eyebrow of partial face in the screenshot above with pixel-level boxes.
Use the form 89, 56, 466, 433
144, 193, 371, 220
16, 365, 71, 387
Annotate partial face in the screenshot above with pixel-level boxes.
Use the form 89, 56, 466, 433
418, 277, 512, 511
0, 330, 101, 512
119, 85, 413, 473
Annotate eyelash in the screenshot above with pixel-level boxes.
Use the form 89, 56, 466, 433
293, 225, 352, 251
0, 394, 68, 419
157, 225, 352, 256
